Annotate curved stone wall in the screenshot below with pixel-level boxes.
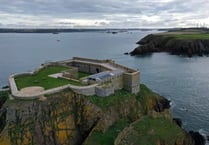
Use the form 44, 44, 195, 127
9, 63, 98, 99
8, 57, 140, 99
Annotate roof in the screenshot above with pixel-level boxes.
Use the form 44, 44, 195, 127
87, 70, 124, 81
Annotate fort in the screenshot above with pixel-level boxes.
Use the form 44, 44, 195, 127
9, 57, 140, 99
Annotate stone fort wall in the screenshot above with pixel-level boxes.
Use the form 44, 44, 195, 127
9, 57, 140, 99
57, 57, 140, 94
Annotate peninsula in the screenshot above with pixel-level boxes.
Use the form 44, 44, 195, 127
131, 28, 209, 57
0, 57, 205, 145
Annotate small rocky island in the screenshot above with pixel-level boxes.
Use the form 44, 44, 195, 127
131, 28, 209, 57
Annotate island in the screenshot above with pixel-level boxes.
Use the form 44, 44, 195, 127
0, 57, 205, 145
130, 28, 209, 57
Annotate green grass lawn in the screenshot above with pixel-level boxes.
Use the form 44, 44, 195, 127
86, 118, 130, 145
0, 90, 10, 107
130, 116, 184, 145
15, 65, 85, 90
165, 33, 209, 39
84, 116, 185, 145
78, 72, 89, 78
0, 90, 9, 98
86, 89, 133, 110
137, 84, 164, 114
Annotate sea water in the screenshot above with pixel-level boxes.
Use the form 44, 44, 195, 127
0, 30, 209, 140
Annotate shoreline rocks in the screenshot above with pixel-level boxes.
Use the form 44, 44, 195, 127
189, 131, 206, 145
173, 118, 182, 127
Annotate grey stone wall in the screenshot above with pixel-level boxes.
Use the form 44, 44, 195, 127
62, 67, 78, 79
9, 57, 141, 99
123, 71, 140, 94
73, 62, 91, 73
70, 84, 97, 96
112, 75, 123, 90
71, 61, 111, 74
95, 84, 114, 97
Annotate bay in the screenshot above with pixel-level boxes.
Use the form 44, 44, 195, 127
0, 30, 209, 138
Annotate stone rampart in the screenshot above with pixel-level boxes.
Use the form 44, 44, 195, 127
9, 57, 140, 99
9, 63, 98, 99
72, 61, 112, 74
109, 61, 136, 73
72, 57, 114, 63
70, 84, 98, 96
95, 84, 114, 97
99, 73, 124, 90
123, 71, 140, 94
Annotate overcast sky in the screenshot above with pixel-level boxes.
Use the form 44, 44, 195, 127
0, 0, 209, 28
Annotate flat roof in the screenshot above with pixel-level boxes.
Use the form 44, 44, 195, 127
87, 70, 123, 81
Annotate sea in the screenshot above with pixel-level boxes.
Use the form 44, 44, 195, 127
0, 30, 209, 142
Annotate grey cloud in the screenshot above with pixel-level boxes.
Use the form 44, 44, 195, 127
0, 0, 209, 28
0, 0, 142, 16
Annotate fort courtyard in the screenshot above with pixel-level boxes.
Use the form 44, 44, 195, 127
9, 57, 140, 99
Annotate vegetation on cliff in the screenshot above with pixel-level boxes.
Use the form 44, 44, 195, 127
83, 85, 195, 145
0, 84, 201, 145
114, 115, 194, 145
0, 90, 9, 108
0, 90, 9, 133
131, 30, 209, 57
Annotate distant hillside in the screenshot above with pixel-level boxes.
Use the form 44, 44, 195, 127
131, 28, 209, 57
0, 28, 103, 33
0, 28, 157, 33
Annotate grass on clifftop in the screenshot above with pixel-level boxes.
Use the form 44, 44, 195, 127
0, 90, 9, 98
137, 84, 162, 114
15, 65, 87, 90
0, 90, 9, 107
165, 33, 209, 39
86, 89, 133, 110
128, 116, 184, 145
86, 118, 131, 145
87, 84, 159, 111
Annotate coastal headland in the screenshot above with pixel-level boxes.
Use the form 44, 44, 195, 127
0, 57, 206, 145
131, 28, 209, 57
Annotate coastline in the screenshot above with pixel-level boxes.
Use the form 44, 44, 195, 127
0, 84, 205, 144
131, 30, 209, 57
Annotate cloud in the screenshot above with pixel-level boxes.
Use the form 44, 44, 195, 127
0, 0, 209, 28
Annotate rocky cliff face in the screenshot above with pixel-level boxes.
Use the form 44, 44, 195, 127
130, 34, 209, 57
0, 85, 204, 145
0, 90, 101, 145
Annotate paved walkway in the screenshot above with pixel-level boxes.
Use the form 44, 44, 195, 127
48, 73, 63, 78
17, 86, 44, 97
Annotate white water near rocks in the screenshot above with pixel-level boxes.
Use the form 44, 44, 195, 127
0, 31, 209, 142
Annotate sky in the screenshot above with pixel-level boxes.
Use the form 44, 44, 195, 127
1, 0, 209, 28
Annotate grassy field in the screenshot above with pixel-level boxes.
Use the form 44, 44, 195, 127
165, 33, 209, 39
130, 116, 184, 145
78, 72, 89, 78
0, 90, 10, 107
87, 89, 133, 110
86, 118, 130, 145
0, 90, 9, 98
15, 66, 89, 90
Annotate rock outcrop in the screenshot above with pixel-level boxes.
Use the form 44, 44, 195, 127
0, 85, 205, 145
114, 115, 195, 145
130, 34, 209, 57
189, 131, 206, 145
173, 118, 182, 127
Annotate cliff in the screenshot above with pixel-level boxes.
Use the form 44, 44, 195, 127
0, 85, 203, 145
130, 33, 209, 57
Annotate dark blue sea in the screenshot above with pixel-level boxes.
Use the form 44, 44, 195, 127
0, 30, 209, 141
